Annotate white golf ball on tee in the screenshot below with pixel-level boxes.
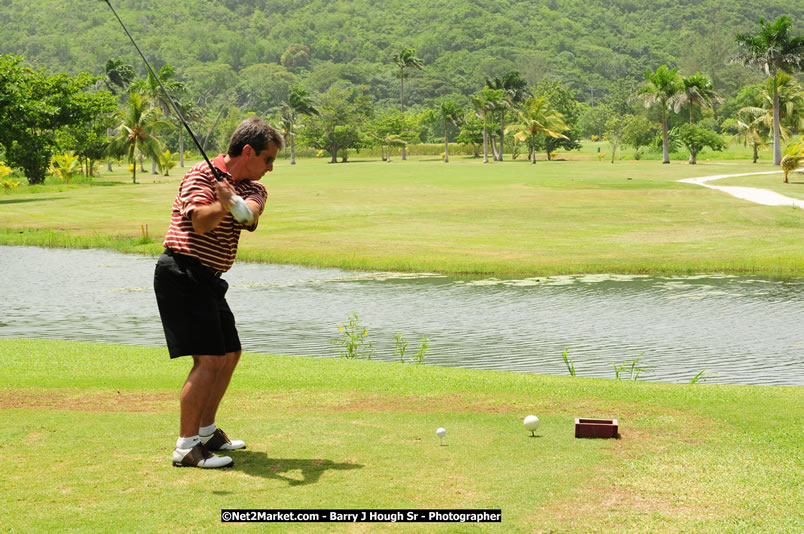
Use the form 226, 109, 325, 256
436, 427, 446, 438
524, 415, 540, 433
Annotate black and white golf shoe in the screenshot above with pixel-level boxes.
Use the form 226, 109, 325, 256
201, 428, 246, 451
172, 443, 233, 468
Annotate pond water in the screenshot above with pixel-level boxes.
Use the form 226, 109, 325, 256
1, 246, 802, 386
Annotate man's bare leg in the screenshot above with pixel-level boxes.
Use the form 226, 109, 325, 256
179, 355, 227, 437
200, 350, 241, 427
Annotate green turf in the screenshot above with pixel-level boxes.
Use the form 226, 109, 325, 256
1, 154, 803, 276
0, 338, 801, 533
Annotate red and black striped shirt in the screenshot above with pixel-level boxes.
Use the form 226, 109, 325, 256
162, 154, 267, 272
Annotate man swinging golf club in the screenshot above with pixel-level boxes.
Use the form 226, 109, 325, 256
154, 117, 284, 468
100, 0, 285, 468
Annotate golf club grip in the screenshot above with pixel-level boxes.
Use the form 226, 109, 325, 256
103, 0, 223, 182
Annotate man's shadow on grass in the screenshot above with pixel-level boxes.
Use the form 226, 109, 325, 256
232, 451, 363, 486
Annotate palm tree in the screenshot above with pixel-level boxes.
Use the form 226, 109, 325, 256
675, 72, 723, 162
734, 16, 804, 165
106, 92, 171, 184
485, 71, 529, 160
471, 88, 505, 164
438, 99, 462, 163
282, 86, 319, 165
781, 141, 804, 183
782, 141, 804, 184
132, 65, 186, 173
393, 47, 424, 160
675, 72, 722, 123
734, 107, 769, 164
506, 96, 569, 164
98, 58, 135, 95
98, 58, 136, 172
634, 65, 683, 164
739, 73, 803, 151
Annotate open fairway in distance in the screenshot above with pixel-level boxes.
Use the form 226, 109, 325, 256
1, 156, 802, 276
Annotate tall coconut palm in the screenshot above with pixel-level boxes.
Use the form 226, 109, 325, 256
734, 16, 804, 165
485, 71, 529, 160
282, 85, 319, 165
506, 96, 569, 164
98, 58, 135, 95
675, 72, 723, 162
739, 73, 804, 149
132, 65, 186, 172
438, 99, 462, 163
98, 58, 136, 172
106, 92, 171, 184
634, 65, 683, 164
675, 72, 722, 123
393, 47, 423, 161
471, 88, 505, 164
734, 107, 769, 164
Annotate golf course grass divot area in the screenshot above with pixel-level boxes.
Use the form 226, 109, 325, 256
1, 338, 801, 533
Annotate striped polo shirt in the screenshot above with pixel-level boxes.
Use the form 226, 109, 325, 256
162, 154, 267, 272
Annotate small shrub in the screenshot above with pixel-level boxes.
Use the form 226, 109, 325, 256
49, 152, 81, 183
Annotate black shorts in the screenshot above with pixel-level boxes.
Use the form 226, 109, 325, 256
153, 249, 241, 358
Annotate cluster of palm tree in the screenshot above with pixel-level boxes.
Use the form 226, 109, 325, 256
465, 75, 570, 164
95, 15, 799, 179
733, 15, 803, 166
103, 63, 185, 183
633, 66, 722, 164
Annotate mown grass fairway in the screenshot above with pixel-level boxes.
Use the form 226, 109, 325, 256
1, 156, 802, 275
1, 338, 801, 533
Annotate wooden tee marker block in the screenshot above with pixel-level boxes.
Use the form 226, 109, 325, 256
575, 418, 619, 439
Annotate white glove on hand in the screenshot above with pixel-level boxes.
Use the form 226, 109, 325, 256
229, 195, 254, 224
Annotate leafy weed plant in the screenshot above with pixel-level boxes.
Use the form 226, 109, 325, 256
614, 353, 647, 380
411, 336, 429, 364
562, 348, 576, 376
393, 332, 408, 362
333, 312, 375, 359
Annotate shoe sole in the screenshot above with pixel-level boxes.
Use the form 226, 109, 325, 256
209, 445, 247, 452
172, 460, 234, 468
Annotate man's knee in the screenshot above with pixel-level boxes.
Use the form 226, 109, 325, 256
193, 355, 229, 373
225, 351, 241, 367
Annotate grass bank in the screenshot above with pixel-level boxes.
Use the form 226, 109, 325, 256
0, 338, 801, 533
1, 157, 803, 276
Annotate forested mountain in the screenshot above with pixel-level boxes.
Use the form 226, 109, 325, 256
1, 0, 799, 112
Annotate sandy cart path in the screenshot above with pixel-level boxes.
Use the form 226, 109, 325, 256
679, 170, 804, 208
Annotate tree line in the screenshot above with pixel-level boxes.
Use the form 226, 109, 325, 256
0, 15, 801, 184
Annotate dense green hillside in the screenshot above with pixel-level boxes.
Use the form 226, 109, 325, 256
1, 0, 798, 109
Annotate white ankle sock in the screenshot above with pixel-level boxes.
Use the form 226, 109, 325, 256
199, 423, 217, 437
177, 435, 200, 449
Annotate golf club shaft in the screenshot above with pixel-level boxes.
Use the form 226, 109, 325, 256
102, 0, 222, 182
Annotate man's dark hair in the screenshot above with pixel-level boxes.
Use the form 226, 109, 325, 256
227, 116, 285, 157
